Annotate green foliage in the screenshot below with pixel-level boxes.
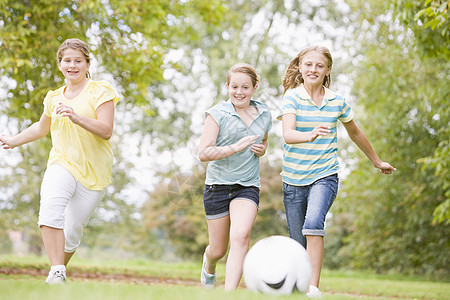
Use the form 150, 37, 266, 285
420, 139, 450, 224
0, 231, 12, 253
334, 0, 450, 276
0, 138, 52, 255
387, 0, 449, 226
0, 0, 229, 153
142, 168, 208, 260
390, 0, 450, 59
415, 0, 449, 30
0, 0, 228, 109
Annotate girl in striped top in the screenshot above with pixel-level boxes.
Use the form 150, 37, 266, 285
280, 45, 395, 297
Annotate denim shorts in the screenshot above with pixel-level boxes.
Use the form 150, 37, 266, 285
203, 184, 260, 219
283, 174, 339, 248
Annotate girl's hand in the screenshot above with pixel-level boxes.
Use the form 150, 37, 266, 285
56, 102, 80, 124
251, 143, 266, 157
0, 134, 15, 149
308, 125, 331, 142
234, 135, 260, 153
374, 161, 396, 174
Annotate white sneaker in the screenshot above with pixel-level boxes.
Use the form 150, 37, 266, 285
45, 270, 66, 284
306, 285, 322, 298
200, 251, 216, 288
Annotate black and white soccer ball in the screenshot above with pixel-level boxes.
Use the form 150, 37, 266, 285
243, 235, 312, 295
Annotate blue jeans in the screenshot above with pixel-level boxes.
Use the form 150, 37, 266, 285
283, 174, 339, 248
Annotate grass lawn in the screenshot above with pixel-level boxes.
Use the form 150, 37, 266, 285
0, 255, 448, 300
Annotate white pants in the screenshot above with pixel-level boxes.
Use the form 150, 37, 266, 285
38, 164, 105, 253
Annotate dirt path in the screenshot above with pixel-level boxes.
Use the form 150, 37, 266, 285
0, 267, 200, 286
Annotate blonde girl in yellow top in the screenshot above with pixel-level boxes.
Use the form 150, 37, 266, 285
0, 38, 120, 284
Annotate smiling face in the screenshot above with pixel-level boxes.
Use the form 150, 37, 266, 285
58, 48, 90, 83
226, 72, 258, 109
299, 51, 331, 87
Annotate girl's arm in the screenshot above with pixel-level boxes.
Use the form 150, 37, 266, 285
0, 113, 51, 149
343, 120, 396, 174
251, 132, 269, 157
282, 113, 331, 144
198, 114, 259, 162
56, 100, 115, 140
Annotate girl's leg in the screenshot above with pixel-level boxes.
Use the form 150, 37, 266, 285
283, 183, 308, 248
39, 165, 76, 268
303, 174, 338, 294
205, 215, 230, 274
41, 226, 65, 266
64, 184, 105, 266
64, 251, 75, 266
224, 199, 257, 291
306, 235, 324, 288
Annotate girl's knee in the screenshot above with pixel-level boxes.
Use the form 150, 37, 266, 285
230, 230, 251, 247
207, 245, 227, 261
64, 223, 84, 252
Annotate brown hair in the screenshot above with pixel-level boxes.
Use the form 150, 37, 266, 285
57, 38, 91, 79
281, 45, 333, 94
226, 63, 259, 87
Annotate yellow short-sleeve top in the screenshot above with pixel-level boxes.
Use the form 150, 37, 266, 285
43, 80, 120, 190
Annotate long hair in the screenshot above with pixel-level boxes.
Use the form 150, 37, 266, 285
227, 63, 259, 87
281, 45, 333, 95
57, 38, 91, 79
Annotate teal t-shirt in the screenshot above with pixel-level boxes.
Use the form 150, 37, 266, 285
205, 99, 272, 187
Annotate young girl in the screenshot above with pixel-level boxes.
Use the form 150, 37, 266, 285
0, 38, 120, 284
280, 45, 395, 297
198, 63, 272, 290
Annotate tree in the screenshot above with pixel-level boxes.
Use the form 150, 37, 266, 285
141, 168, 207, 260
391, 0, 449, 59
331, 0, 449, 276
391, 1, 450, 224
390, 0, 450, 225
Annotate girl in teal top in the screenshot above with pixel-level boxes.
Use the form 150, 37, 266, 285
198, 63, 272, 290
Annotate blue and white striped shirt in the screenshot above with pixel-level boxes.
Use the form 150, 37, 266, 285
280, 85, 353, 186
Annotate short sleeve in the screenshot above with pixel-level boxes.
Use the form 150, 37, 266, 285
205, 104, 223, 127
338, 99, 354, 123
43, 91, 54, 117
276, 89, 298, 120
282, 90, 298, 114
91, 81, 120, 110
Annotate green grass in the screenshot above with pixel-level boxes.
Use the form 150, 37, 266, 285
0, 255, 449, 300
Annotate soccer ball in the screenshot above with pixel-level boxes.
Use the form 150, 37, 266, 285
243, 235, 312, 295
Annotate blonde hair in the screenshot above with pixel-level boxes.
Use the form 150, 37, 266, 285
57, 38, 91, 79
281, 45, 333, 94
226, 63, 259, 87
